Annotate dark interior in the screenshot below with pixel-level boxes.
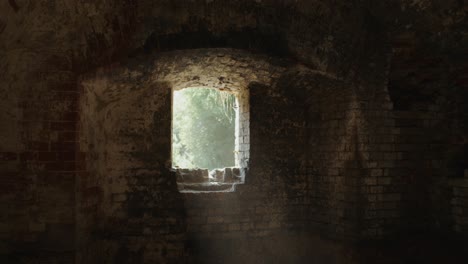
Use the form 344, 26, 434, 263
0, 1, 467, 263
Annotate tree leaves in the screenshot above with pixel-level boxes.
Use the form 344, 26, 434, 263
172, 88, 236, 170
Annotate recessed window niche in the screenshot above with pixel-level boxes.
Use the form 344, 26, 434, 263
172, 87, 249, 192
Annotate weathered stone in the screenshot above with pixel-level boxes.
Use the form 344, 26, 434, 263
1, 0, 467, 263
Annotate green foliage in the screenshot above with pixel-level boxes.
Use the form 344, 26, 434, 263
172, 88, 236, 170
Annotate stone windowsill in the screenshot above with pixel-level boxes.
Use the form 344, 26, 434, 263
177, 182, 242, 193
174, 167, 245, 193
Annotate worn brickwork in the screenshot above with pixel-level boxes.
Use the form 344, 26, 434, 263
451, 170, 468, 234
1, 0, 467, 263
0, 2, 79, 260
182, 190, 355, 264
386, 29, 468, 237
78, 47, 395, 262
78, 49, 294, 262
236, 87, 250, 169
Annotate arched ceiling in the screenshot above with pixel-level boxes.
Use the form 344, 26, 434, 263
0, 0, 465, 90
82, 48, 288, 101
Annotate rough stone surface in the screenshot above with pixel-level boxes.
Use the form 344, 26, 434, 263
0, 0, 467, 263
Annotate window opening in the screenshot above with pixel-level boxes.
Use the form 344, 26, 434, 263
172, 87, 237, 170
172, 86, 249, 192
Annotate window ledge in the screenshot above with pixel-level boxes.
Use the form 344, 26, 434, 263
178, 182, 243, 193
174, 167, 245, 193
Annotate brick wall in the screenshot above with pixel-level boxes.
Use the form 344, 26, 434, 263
450, 171, 468, 234
77, 49, 294, 262
0, 49, 78, 263
235, 88, 250, 169
77, 45, 468, 262
78, 48, 388, 262
1, 1, 466, 263
387, 30, 468, 237
0, 1, 375, 261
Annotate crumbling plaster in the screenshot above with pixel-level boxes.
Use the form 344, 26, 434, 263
1, 0, 467, 263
